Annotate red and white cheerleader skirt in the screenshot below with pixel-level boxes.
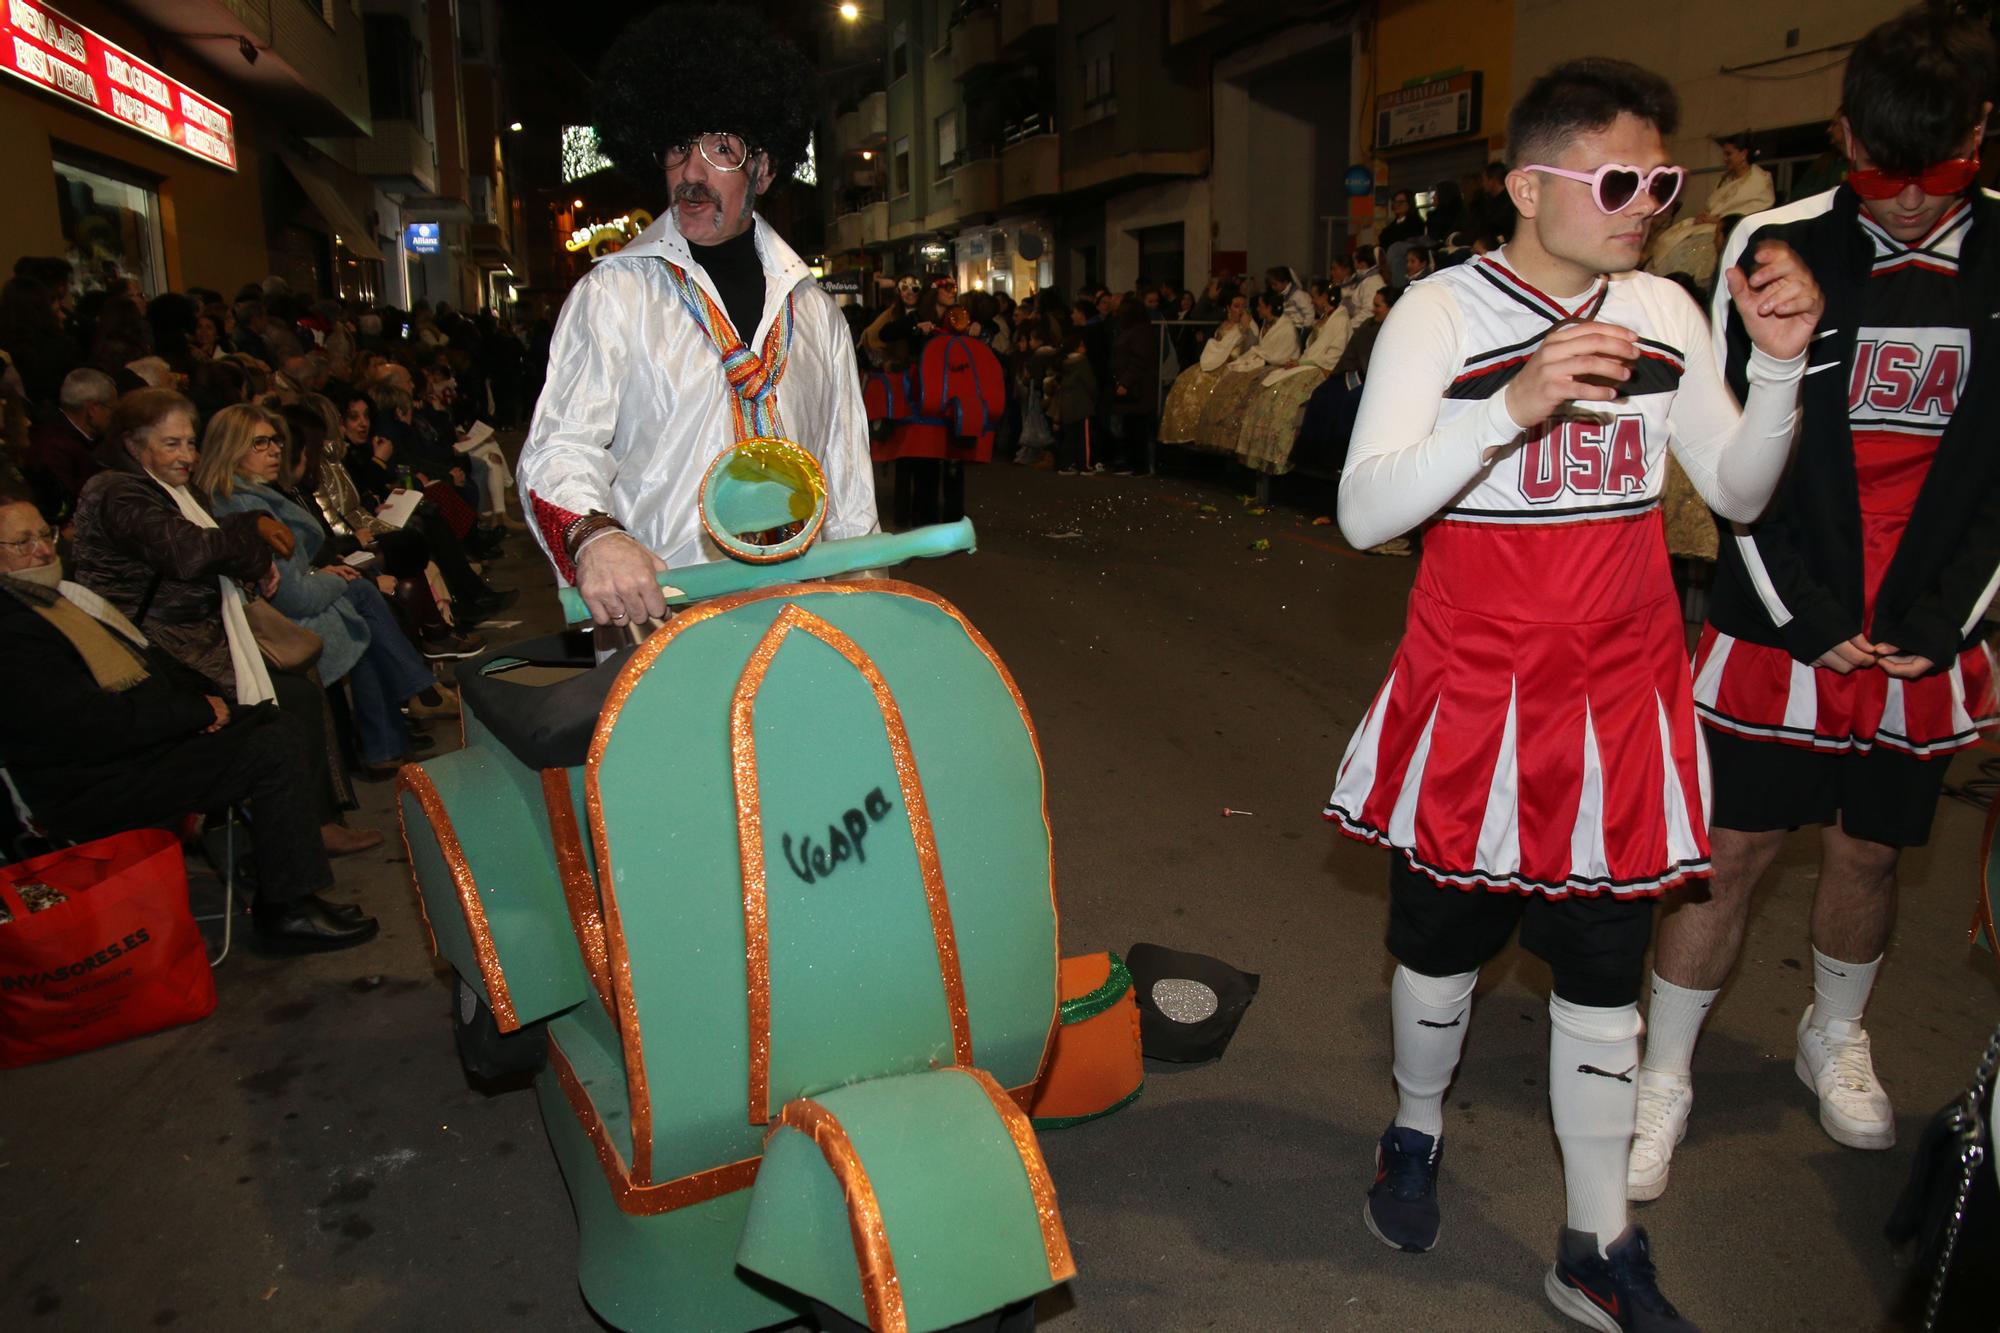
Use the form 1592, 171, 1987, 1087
1692, 628, 1998, 757
1325, 508, 1710, 897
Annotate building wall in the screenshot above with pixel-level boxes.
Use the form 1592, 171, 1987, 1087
0, 0, 270, 294
1512, 0, 1899, 174
1103, 177, 1211, 292
1370, 0, 1512, 159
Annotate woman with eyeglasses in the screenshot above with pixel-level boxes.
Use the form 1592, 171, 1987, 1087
70, 388, 382, 858
200, 405, 458, 777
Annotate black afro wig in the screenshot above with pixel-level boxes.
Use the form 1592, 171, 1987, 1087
592, 5, 816, 184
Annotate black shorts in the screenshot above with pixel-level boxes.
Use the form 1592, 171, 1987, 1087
1384, 858, 1655, 1007
1702, 725, 1954, 848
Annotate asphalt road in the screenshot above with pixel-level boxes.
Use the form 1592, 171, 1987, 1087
6, 455, 1995, 1333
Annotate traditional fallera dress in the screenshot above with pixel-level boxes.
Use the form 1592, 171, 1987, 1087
1325, 253, 1806, 896
1237, 308, 1355, 474
1694, 194, 2000, 760
1195, 318, 1303, 453
1158, 324, 1245, 445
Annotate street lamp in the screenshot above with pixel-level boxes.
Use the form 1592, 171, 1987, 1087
509, 121, 523, 132
572, 198, 585, 210
838, 3, 860, 19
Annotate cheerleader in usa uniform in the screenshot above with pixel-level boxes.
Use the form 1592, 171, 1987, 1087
1327, 59, 1822, 1332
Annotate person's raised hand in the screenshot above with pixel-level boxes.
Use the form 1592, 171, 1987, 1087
254, 514, 296, 558
1726, 240, 1823, 362
1814, 633, 1883, 674
575, 531, 669, 627
1501, 320, 1639, 428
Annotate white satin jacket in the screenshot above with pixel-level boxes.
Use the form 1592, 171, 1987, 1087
517, 211, 879, 577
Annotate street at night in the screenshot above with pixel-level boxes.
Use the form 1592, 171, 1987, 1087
5, 458, 1992, 1331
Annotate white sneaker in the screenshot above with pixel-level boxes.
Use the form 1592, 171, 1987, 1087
1626, 1070, 1693, 1201
1795, 1006, 1895, 1149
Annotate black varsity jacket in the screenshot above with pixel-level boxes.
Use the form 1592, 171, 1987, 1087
1712, 185, 2000, 672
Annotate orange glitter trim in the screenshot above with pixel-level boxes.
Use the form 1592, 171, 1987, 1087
586, 582, 1059, 1174
696, 437, 831, 564
731, 603, 974, 1124
396, 765, 519, 1031
769, 1098, 906, 1333
548, 1038, 761, 1215
541, 768, 615, 1020
947, 1067, 1076, 1283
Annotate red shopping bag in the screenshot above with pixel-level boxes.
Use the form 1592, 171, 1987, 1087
0, 828, 217, 1068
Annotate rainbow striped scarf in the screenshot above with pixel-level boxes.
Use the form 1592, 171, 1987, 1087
664, 259, 796, 440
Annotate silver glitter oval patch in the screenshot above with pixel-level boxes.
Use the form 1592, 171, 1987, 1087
1151, 978, 1219, 1023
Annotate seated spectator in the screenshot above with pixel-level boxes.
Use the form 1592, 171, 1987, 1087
89, 297, 155, 392
1266, 266, 1315, 334
337, 391, 510, 622
199, 404, 457, 775
1404, 245, 1435, 283
0, 274, 79, 406
0, 490, 377, 951
288, 398, 480, 660
1293, 284, 1401, 488
69, 387, 379, 855
26, 368, 114, 518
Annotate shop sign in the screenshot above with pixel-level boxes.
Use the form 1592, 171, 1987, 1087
404, 221, 441, 255
1343, 165, 1373, 197
1374, 71, 1482, 151
818, 269, 863, 296
1, 0, 237, 169
563, 210, 652, 258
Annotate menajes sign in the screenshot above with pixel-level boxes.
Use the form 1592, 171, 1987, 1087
1374, 71, 1482, 151
1, 0, 237, 169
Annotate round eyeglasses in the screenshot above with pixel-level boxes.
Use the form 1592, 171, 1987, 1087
665, 132, 758, 174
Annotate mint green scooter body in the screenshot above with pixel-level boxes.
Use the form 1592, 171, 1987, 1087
396, 524, 1075, 1331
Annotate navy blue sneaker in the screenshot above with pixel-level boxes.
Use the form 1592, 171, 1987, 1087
1545, 1226, 1700, 1331
1363, 1124, 1442, 1252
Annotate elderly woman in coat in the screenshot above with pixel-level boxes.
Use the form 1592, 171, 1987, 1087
198, 403, 456, 775
70, 388, 379, 853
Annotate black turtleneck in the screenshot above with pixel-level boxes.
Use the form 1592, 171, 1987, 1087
688, 227, 767, 344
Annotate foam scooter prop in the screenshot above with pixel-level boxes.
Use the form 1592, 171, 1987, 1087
397, 440, 1078, 1332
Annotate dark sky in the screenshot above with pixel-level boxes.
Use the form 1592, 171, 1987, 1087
528, 0, 823, 75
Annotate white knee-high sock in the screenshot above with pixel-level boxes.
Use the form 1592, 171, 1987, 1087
1640, 972, 1717, 1079
1391, 966, 1478, 1137
1809, 948, 1882, 1027
1549, 995, 1642, 1249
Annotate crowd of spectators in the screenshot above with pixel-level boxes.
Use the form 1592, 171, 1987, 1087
0, 256, 542, 956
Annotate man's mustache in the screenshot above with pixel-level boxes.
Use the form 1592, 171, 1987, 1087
674, 183, 722, 207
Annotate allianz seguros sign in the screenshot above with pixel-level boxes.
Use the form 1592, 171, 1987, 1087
1, 0, 237, 169
1375, 71, 1483, 151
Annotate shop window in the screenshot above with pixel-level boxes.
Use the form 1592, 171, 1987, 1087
52, 157, 165, 297
935, 110, 958, 179
892, 136, 911, 198
1078, 21, 1115, 126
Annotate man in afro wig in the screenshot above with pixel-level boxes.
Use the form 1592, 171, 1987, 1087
592, 4, 816, 186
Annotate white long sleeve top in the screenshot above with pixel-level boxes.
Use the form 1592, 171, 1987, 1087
517, 212, 880, 576
1336, 254, 1805, 550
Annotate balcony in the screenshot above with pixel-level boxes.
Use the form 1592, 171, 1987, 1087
950, 8, 1002, 80
1001, 133, 1060, 206
952, 157, 1001, 219
125, 0, 370, 136
469, 223, 511, 265
836, 90, 890, 153
861, 201, 891, 247
353, 117, 439, 195
1000, 0, 1058, 49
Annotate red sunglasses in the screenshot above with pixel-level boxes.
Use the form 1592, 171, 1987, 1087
1846, 152, 1981, 200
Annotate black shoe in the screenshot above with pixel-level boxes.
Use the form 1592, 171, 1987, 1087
1546, 1226, 1700, 1331
308, 893, 369, 926
252, 897, 380, 953
465, 587, 518, 621
1365, 1124, 1443, 1252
